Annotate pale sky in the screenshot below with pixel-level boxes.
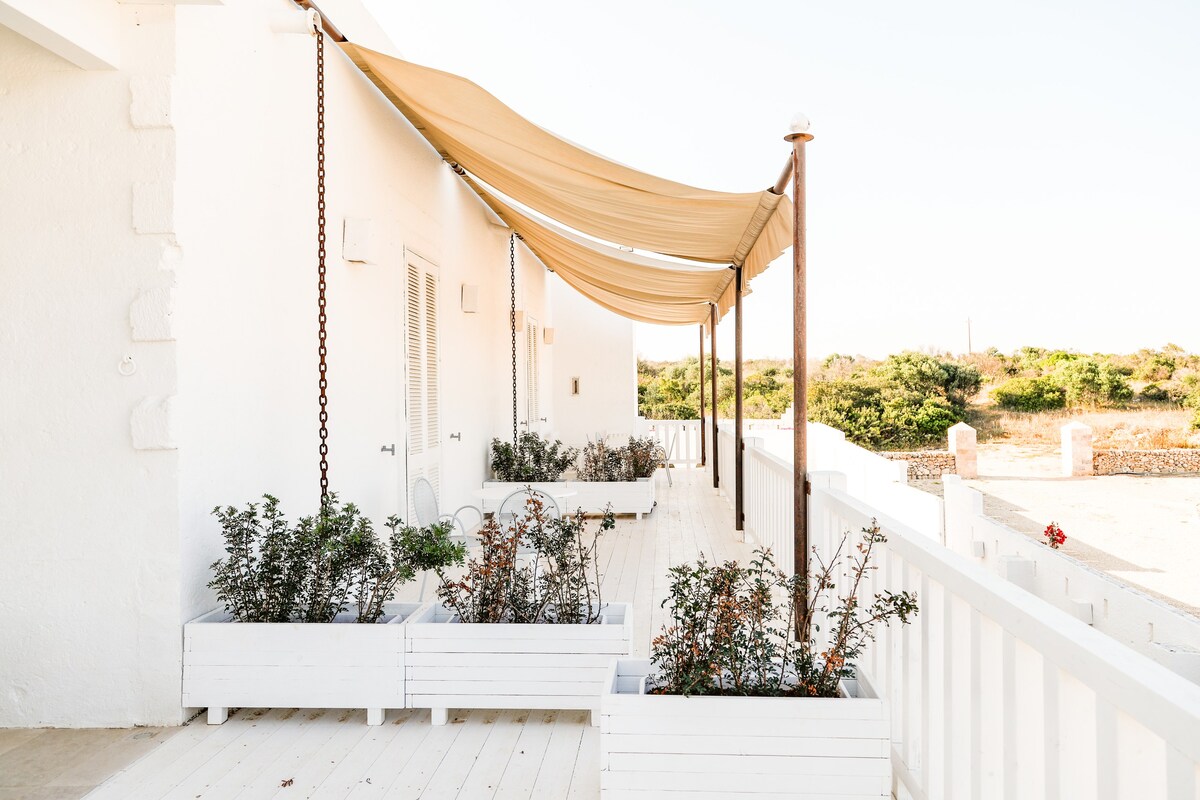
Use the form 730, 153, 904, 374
366, 0, 1200, 361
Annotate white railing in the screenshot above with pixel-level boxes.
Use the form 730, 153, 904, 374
943, 475, 1200, 684
637, 418, 706, 466
810, 472, 1200, 800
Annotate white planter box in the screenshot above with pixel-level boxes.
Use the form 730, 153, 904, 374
182, 602, 422, 726
567, 478, 656, 518
481, 480, 568, 514
599, 658, 891, 799
481, 479, 656, 518
405, 602, 632, 725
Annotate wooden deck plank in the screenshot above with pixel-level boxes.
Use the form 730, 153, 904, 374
493, 709, 558, 799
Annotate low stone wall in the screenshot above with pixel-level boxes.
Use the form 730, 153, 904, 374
879, 451, 957, 480
1093, 449, 1200, 475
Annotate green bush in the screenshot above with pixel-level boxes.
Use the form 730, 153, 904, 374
642, 401, 699, 421
992, 377, 1067, 412
208, 495, 464, 624
490, 433, 578, 482
1185, 389, 1200, 430
1051, 358, 1133, 407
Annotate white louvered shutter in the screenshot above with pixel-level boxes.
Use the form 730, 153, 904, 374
526, 318, 540, 434
405, 255, 441, 519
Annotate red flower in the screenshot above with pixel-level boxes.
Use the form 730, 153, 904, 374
1044, 522, 1066, 549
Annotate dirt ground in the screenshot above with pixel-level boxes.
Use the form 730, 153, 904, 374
929, 443, 1200, 616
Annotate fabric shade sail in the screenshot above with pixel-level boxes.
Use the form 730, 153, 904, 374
341, 44, 793, 303
463, 175, 736, 325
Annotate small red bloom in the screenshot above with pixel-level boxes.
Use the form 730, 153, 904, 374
1044, 522, 1066, 549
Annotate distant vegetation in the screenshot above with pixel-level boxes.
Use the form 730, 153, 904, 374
638, 345, 1200, 450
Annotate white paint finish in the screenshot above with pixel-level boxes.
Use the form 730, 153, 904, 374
341, 216, 371, 262
550, 273, 636, 446
168, 0, 578, 638
0, 7, 182, 727
808, 479, 1200, 799
131, 181, 175, 235
599, 659, 891, 798
567, 479, 656, 516
131, 394, 178, 450
182, 602, 421, 724
128, 75, 173, 128
0, 0, 120, 70
405, 603, 633, 719
129, 286, 175, 341
942, 475, 1200, 683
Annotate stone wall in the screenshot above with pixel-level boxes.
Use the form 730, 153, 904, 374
1093, 449, 1200, 475
880, 451, 958, 480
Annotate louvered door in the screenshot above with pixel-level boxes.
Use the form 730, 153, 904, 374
525, 318, 540, 434
404, 253, 441, 520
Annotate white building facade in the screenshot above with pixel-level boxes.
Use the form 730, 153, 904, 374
0, 0, 637, 728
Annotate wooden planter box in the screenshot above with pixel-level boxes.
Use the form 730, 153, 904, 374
568, 478, 656, 518
182, 602, 422, 726
482, 479, 656, 518
481, 480, 568, 514
599, 658, 891, 799
405, 602, 633, 725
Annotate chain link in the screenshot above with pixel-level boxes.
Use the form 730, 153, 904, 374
509, 233, 518, 446
316, 31, 329, 501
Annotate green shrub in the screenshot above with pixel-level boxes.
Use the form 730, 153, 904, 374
490, 433, 578, 482
1185, 389, 1200, 430
577, 436, 660, 481
208, 495, 464, 624
642, 401, 699, 420
992, 377, 1067, 412
1051, 358, 1133, 407
808, 379, 887, 449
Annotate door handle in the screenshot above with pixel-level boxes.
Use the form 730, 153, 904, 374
381, 444, 396, 455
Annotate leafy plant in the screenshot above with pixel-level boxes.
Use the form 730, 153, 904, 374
490, 433, 578, 482
992, 377, 1067, 412
649, 524, 917, 698
435, 493, 614, 624
208, 495, 463, 624
577, 436, 660, 481
208, 496, 308, 623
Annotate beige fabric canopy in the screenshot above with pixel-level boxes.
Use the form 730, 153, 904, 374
464, 176, 736, 325
341, 43, 792, 325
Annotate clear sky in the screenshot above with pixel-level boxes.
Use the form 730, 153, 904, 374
365, 0, 1200, 361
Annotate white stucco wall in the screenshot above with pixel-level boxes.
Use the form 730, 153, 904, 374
0, 7, 184, 727
1, 0, 637, 728
549, 274, 637, 447
171, 0, 560, 624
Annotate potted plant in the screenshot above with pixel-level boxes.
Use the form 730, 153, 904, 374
406, 493, 632, 725
184, 495, 464, 725
570, 436, 658, 518
599, 524, 917, 797
482, 432, 578, 512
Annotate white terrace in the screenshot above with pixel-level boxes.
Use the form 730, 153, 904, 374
5, 467, 750, 799
6, 432, 1200, 798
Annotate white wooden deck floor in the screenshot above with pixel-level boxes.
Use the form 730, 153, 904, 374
84, 466, 751, 800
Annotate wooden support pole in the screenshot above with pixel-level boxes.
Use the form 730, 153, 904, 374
710, 304, 719, 490
787, 123, 813, 580
699, 324, 707, 467
734, 266, 744, 534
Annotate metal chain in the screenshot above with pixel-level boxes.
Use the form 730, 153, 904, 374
509, 233, 518, 446
316, 31, 330, 502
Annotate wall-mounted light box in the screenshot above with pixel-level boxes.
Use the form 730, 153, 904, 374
543, 327, 555, 345
461, 284, 479, 313
342, 217, 371, 263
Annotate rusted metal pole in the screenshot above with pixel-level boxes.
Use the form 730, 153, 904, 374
698, 324, 707, 467
710, 304, 719, 490
786, 122, 813, 580
734, 266, 744, 534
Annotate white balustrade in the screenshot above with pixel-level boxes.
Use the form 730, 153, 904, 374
809, 474, 1200, 799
